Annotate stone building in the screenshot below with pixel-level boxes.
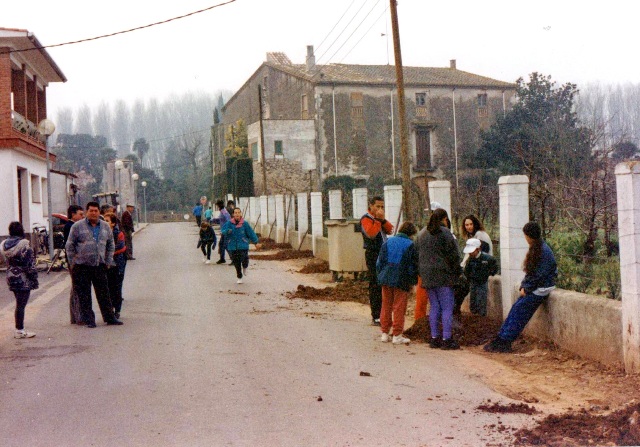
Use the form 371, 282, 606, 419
213, 46, 515, 195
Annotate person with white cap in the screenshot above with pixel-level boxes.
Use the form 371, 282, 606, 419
463, 238, 498, 316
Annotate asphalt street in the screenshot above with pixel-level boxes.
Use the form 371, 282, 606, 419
0, 222, 533, 446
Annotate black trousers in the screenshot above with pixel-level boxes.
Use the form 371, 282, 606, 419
218, 235, 228, 261
72, 264, 116, 325
106, 267, 124, 314
365, 249, 382, 320
230, 250, 249, 278
200, 241, 213, 259
14, 290, 30, 330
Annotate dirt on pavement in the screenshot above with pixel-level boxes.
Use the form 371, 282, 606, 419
281, 256, 640, 446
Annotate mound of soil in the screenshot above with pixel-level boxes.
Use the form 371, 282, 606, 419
514, 403, 640, 446
252, 249, 313, 260
257, 238, 292, 250
477, 401, 539, 415
286, 280, 369, 304
404, 314, 503, 346
299, 259, 330, 274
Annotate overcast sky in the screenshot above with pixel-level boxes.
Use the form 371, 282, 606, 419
4, 0, 638, 116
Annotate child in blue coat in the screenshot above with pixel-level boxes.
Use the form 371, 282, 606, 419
376, 222, 418, 344
221, 208, 262, 284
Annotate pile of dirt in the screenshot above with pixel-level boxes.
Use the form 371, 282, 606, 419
252, 249, 313, 260
257, 238, 292, 250
299, 259, 330, 274
477, 401, 539, 415
286, 280, 369, 304
404, 314, 503, 346
514, 402, 640, 446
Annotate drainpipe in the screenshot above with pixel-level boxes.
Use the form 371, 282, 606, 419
452, 88, 459, 189
390, 88, 396, 179
332, 85, 338, 176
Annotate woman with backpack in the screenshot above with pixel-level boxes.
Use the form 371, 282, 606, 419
0, 222, 39, 339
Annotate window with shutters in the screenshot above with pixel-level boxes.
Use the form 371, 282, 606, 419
301, 94, 309, 119
415, 129, 432, 170
351, 92, 364, 119
274, 140, 283, 157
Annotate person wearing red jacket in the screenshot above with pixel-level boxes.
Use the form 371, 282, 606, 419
360, 196, 393, 325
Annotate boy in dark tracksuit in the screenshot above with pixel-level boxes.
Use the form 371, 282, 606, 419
463, 238, 498, 316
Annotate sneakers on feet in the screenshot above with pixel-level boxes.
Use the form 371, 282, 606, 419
216, 259, 226, 264
380, 333, 391, 343
441, 338, 460, 350
371, 319, 381, 326
483, 337, 512, 353
392, 334, 410, 345
242, 267, 247, 277
14, 330, 35, 339
428, 337, 442, 349
205, 260, 211, 264
203, 257, 207, 263
237, 278, 243, 284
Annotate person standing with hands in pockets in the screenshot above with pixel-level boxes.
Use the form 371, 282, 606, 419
360, 196, 394, 326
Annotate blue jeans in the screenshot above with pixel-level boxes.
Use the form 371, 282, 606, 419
428, 286, 455, 339
469, 280, 488, 316
498, 292, 548, 342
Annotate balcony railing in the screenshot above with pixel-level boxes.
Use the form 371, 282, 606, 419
10, 110, 46, 144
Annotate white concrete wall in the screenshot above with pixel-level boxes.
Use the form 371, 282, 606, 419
384, 185, 403, 231
297, 192, 309, 247
428, 180, 451, 218
0, 150, 49, 236
498, 175, 530, 314
249, 197, 259, 226
259, 195, 269, 235
352, 188, 368, 219
310, 191, 323, 255
275, 194, 285, 242
328, 189, 343, 220
615, 161, 640, 372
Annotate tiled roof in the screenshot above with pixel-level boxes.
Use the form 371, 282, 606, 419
265, 62, 514, 89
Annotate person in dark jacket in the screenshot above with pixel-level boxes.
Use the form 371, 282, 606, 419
360, 196, 394, 326
463, 238, 498, 316
221, 208, 262, 283
216, 200, 231, 264
416, 208, 461, 350
64, 204, 85, 324
376, 222, 418, 344
193, 202, 203, 227
484, 222, 557, 353
0, 222, 38, 338
121, 204, 135, 260
198, 221, 217, 264
105, 213, 127, 320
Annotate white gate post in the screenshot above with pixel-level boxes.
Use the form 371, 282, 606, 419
297, 192, 309, 248
428, 180, 452, 218
498, 175, 530, 318
328, 189, 343, 220
616, 162, 640, 373
310, 191, 323, 254
352, 188, 368, 219
384, 185, 403, 231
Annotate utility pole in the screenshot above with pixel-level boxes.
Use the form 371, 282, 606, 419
258, 85, 268, 195
389, 0, 412, 220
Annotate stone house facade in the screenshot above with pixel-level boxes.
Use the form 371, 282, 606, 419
213, 47, 515, 195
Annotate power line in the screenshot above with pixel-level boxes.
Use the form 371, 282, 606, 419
314, 0, 371, 66
2, 0, 236, 55
337, 3, 389, 64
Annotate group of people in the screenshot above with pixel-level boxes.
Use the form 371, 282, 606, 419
0, 201, 136, 338
361, 196, 557, 353
197, 199, 262, 284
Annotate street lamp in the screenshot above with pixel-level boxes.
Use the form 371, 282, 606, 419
141, 181, 147, 223
131, 173, 139, 227
114, 159, 124, 213
37, 118, 55, 260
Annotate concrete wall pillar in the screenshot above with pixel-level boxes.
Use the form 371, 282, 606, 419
498, 175, 530, 318
428, 180, 452, 218
352, 188, 368, 219
275, 194, 285, 242
238, 197, 249, 222
328, 189, 343, 220
259, 195, 268, 235
286, 194, 296, 230
384, 184, 403, 231
249, 197, 259, 225
267, 195, 277, 239
297, 193, 309, 246
615, 161, 640, 372
310, 191, 323, 254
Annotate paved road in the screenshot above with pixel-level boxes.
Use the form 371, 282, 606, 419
0, 222, 531, 446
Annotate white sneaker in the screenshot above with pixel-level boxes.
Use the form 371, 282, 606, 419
237, 278, 243, 284
380, 333, 391, 343
14, 330, 35, 339
242, 267, 248, 277
203, 257, 207, 263
392, 334, 410, 345
205, 260, 211, 264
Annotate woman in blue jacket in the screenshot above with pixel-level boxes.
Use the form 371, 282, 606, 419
376, 222, 418, 345
484, 221, 557, 353
221, 208, 262, 284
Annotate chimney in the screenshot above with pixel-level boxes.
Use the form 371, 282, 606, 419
450, 59, 457, 70
306, 45, 316, 72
